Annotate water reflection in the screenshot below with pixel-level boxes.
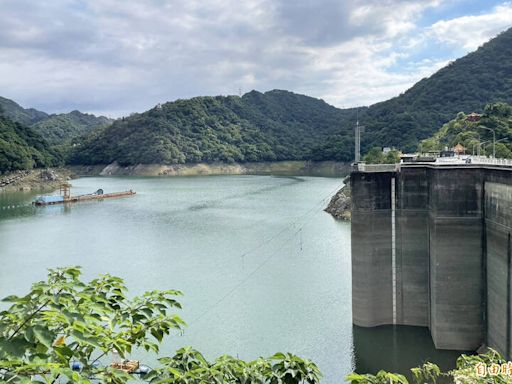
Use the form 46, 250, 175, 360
353, 325, 471, 380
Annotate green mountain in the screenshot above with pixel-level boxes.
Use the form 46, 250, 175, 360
0, 97, 112, 172
0, 97, 112, 145
71, 27, 512, 165
70, 90, 358, 165
0, 96, 48, 126
419, 102, 512, 158
360, 28, 512, 152
0, 114, 60, 172
31, 110, 113, 145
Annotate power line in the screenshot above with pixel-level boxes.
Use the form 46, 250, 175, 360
187, 181, 345, 327
189, 227, 303, 326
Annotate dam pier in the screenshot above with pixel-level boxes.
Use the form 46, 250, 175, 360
351, 158, 512, 356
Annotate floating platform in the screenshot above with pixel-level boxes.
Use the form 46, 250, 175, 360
33, 188, 136, 206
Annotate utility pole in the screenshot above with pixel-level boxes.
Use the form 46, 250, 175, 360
481, 127, 496, 158
354, 111, 365, 163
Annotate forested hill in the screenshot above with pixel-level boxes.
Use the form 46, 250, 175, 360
0, 97, 112, 145
70, 90, 359, 165
0, 96, 48, 126
0, 114, 59, 172
360, 27, 512, 152
71, 27, 512, 165
31, 111, 113, 145
419, 102, 512, 158
4, 26, 512, 169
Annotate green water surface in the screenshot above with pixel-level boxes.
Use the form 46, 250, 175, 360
0, 175, 464, 382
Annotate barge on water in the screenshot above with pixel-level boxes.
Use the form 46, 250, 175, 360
33, 183, 136, 206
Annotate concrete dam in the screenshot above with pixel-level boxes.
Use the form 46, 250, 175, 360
351, 162, 512, 356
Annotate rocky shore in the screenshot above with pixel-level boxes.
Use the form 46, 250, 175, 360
324, 176, 351, 221
70, 161, 351, 178
0, 168, 75, 192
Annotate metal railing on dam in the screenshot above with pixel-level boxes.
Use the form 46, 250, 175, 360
354, 163, 399, 172
351, 162, 512, 357
354, 156, 512, 173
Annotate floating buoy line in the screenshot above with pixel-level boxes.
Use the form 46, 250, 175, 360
0, 203, 34, 210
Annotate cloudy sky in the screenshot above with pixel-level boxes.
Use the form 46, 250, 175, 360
0, 0, 511, 117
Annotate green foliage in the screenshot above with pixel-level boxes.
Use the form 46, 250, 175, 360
418, 138, 442, 153
363, 148, 384, 164
495, 142, 512, 158
72, 23, 512, 166
410, 362, 442, 384
148, 349, 321, 384
6, 28, 512, 166
69, 90, 357, 166
0, 96, 48, 126
0, 266, 321, 384
0, 266, 185, 382
359, 28, 512, 152
347, 349, 512, 384
419, 102, 512, 158
384, 150, 401, 164
0, 97, 111, 172
346, 370, 409, 384
0, 96, 112, 146
31, 110, 112, 145
450, 349, 509, 384
363, 148, 401, 164
0, 115, 61, 173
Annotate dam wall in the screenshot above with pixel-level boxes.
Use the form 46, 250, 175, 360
352, 164, 512, 355
351, 171, 394, 327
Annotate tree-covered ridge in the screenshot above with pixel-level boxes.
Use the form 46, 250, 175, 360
0, 96, 113, 146
0, 113, 60, 173
0, 96, 48, 126
359, 27, 512, 153
32, 110, 113, 145
70, 90, 358, 166
419, 102, 512, 158
5, 27, 512, 168
70, 27, 512, 165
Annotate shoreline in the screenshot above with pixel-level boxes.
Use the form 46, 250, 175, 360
0, 161, 350, 194
0, 168, 75, 193
324, 176, 351, 221
69, 160, 350, 178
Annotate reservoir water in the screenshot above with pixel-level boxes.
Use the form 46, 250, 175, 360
0, 175, 464, 382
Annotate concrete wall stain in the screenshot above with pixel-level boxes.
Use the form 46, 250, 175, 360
352, 165, 512, 355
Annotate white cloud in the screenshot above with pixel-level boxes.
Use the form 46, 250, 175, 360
0, 0, 508, 116
428, 3, 512, 50
349, 0, 441, 37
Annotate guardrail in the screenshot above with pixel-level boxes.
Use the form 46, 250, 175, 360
354, 156, 512, 173
355, 163, 399, 172
469, 156, 512, 167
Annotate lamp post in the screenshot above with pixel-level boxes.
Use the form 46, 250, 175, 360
478, 140, 490, 157
481, 127, 496, 158
354, 119, 365, 163
472, 142, 479, 156
482, 138, 509, 158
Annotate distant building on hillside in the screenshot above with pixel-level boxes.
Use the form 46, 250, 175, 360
467, 112, 481, 122
454, 143, 466, 155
